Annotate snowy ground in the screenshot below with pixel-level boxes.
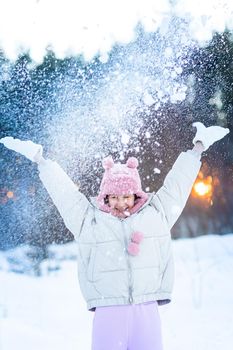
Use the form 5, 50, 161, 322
0, 234, 233, 350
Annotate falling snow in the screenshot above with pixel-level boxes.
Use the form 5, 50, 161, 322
153, 168, 161, 174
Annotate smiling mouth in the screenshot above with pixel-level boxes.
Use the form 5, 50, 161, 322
116, 207, 129, 211
114, 207, 131, 216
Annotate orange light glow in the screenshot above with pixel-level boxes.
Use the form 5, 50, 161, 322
6, 191, 14, 199
193, 182, 212, 197
192, 173, 213, 201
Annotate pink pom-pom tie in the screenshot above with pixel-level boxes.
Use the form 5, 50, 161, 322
102, 156, 114, 170
126, 157, 138, 169
131, 231, 144, 244
127, 242, 140, 256
127, 231, 144, 256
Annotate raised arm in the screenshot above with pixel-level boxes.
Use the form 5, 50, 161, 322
0, 137, 90, 240
152, 122, 229, 230
153, 147, 202, 229
37, 156, 90, 239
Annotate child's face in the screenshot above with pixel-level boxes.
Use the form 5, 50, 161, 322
108, 194, 135, 213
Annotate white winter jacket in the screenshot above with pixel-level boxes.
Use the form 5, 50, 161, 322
38, 151, 201, 310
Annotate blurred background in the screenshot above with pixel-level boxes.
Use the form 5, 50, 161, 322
0, 1, 232, 257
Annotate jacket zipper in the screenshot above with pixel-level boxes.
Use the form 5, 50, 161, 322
121, 220, 133, 304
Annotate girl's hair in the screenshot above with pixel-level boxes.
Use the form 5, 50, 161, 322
104, 196, 109, 205
104, 194, 139, 205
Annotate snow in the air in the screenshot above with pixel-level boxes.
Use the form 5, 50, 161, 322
0, 0, 233, 62
121, 132, 131, 145
154, 168, 161, 174
0, 234, 233, 349
1, 1, 231, 170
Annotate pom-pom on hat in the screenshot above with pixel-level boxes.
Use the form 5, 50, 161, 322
96, 156, 148, 213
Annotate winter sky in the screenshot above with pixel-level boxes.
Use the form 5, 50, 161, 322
0, 0, 233, 63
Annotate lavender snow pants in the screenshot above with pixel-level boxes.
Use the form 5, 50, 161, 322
91, 301, 163, 350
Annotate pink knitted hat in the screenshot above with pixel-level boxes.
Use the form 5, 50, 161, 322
96, 156, 148, 214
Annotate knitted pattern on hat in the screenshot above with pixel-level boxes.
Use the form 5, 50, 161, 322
96, 156, 148, 216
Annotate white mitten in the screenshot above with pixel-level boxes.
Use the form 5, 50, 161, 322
0, 137, 43, 162
192, 122, 230, 151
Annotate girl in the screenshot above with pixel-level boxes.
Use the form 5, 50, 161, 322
0, 122, 229, 350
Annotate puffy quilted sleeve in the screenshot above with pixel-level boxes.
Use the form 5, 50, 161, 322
152, 151, 202, 229
38, 159, 90, 240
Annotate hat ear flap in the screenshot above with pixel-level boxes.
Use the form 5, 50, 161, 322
102, 156, 114, 170
127, 157, 138, 168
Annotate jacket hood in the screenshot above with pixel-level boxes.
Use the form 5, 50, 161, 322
91, 192, 154, 218
96, 156, 148, 214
